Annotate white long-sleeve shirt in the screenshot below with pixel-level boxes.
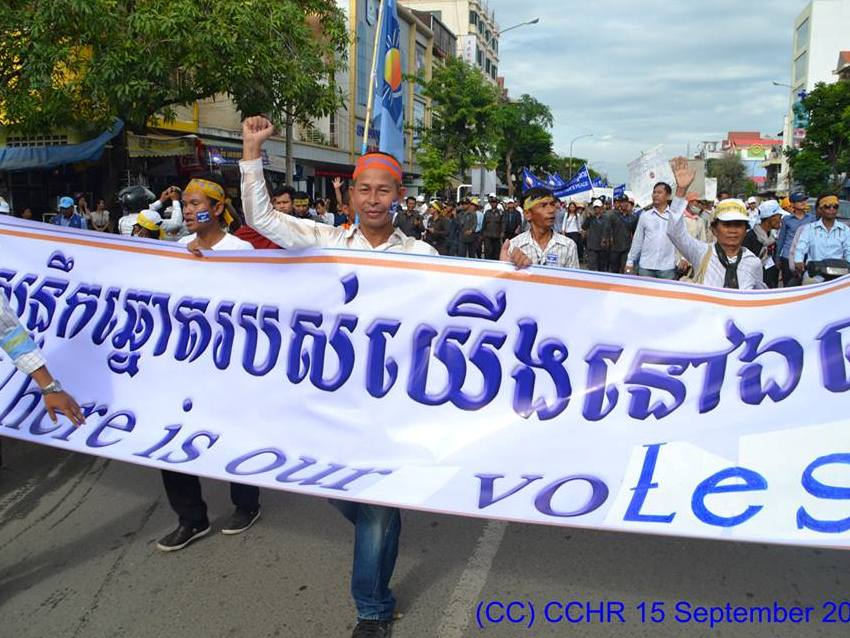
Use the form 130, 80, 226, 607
240, 158, 438, 256
666, 197, 764, 289
150, 199, 188, 241
626, 206, 677, 270
0, 294, 46, 374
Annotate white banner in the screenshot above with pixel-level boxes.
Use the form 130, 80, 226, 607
627, 146, 675, 209
704, 177, 718, 202
3, 217, 850, 548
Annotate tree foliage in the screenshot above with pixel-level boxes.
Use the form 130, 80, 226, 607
493, 94, 553, 196
707, 153, 750, 196
788, 80, 850, 194
0, 0, 348, 134
416, 57, 501, 185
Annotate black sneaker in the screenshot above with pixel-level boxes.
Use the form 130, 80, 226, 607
221, 507, 261, 535
156, 523, 210, 552
351, 619, 392, 638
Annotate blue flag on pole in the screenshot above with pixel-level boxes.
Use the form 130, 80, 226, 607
374, 0, 405, 163
592, 176, 609, 188
521, 168, 548, 192
554, 165, 594, 198
613, 184, 626, 199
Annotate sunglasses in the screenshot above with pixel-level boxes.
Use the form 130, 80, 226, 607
822, 204, 839, 210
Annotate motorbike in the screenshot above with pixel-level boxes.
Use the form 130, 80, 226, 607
803, 259, 850, 284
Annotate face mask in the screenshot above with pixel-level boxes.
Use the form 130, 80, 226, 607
688, 204, 702, 214
197, 210, 211, 223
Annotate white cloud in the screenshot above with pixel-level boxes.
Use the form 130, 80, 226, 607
493, 0, 805, 182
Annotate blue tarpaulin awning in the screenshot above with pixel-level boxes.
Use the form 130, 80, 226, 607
0, 120, 124, 172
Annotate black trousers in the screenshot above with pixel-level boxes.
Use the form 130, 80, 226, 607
608, 251, 627, 273
780, 257, 802, 287
566, 232, 584, 262
483, 237, 502, 260
764, 266, 780, 289
161, 470, 259, 527
586, 249, 609, 272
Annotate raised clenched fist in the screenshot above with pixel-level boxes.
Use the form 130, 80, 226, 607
242, 116, 275, 150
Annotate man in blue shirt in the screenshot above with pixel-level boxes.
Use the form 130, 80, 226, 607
776, 191, 813, 287
51, 196, 88, 229
794, 195, 850, 275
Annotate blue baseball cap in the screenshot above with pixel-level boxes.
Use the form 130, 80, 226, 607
789, 192, 807, 203
58, 196, 74, 209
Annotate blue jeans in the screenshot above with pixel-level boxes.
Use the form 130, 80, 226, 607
638, 267, 677, 280
330, 500, 401, 621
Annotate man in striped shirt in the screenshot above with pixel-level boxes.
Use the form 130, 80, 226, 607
501, 187, 580, 269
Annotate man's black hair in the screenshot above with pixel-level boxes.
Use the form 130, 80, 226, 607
272, 185, 296, 199
653, 182, 672, 196
522, 187, 555, 208
293, 191, 311, 204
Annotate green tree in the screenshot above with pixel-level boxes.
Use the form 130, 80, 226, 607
416, 57, 501, 190
493, 95, 553, 197
707, 153, 750, 196
788, 80, 850, 193
0, 1, 347, 187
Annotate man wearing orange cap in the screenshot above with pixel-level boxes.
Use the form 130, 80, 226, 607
240, 115, 437, 638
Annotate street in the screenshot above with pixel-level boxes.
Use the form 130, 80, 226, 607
2, 439, 849, 638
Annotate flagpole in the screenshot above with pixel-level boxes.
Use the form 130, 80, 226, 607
362, 0, 387, 155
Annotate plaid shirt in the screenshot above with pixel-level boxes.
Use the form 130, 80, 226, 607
0, 294, 45, 374
509, 231, 580, 269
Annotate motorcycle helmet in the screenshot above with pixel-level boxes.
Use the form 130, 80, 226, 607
117, 185, 156, 216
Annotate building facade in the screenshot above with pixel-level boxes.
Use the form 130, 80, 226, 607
401, 0, 500, 83
778, 0, 850, 190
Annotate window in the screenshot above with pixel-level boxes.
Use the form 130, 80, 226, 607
413, 100, 426, 147
794, 51, 808, 85
356, 21, 370, 106
469, 10, 477, 26
415, 44, 427, 96
795, 18, 810, 54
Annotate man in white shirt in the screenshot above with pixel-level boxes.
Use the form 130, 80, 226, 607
666, 157, 764, 289
150, 187, 189, 241
117, 185, 156, 236
156, 176, 258, 555
241, 115, 436, 638
501, 187, 579, 269
624, 182, 678, 279
746, 196, 760, 228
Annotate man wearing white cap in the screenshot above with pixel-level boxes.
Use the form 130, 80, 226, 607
582, 199, 610, 272
746, 196, 760, 229
743, 200, 782, 288
667, 158, 763, 289
51, 196, 88, 229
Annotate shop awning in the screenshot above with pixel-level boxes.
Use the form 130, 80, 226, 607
0, 120, 124, 172
128, 132, 198, 158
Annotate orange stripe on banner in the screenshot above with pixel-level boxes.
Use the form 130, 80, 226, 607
2, 226, 847, 308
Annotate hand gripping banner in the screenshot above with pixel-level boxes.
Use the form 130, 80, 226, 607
2, 216, 850, 548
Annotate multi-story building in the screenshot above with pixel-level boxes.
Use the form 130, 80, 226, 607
777, 0, 850, 190
401, 0, 500, 83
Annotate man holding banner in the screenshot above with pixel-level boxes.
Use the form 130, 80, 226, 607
0, 294, 85, 428
240, 115, 436, 638
666, 157, 764, 289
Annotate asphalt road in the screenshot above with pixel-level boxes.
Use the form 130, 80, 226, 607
2, 439, 850, 638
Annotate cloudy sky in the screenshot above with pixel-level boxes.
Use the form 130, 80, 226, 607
495, 0, 805, 183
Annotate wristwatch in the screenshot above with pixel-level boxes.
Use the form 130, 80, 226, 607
40, 380, 64, 396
